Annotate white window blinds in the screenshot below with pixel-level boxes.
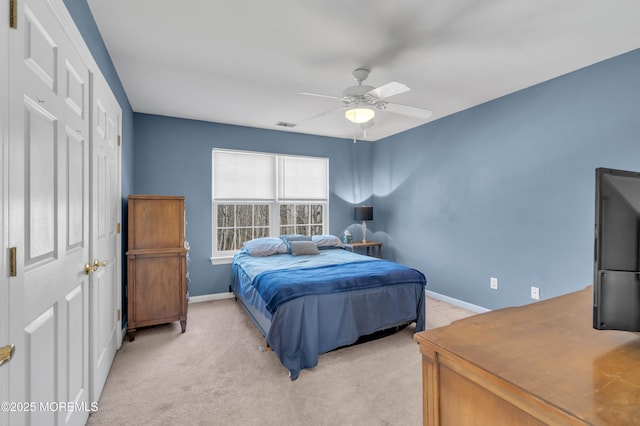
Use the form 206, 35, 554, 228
212, 150, 276, 200
278, 155, 328, 200
212, 150, 328, 201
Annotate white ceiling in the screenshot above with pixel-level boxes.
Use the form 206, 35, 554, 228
87, 0, 640, 142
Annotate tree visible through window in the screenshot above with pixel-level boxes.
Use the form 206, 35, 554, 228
216, 204, 270, 251
280, 204, 324, 236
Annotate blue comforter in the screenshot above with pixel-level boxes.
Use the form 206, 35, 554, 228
254, 259, 426, 314
232, 248, 427, 380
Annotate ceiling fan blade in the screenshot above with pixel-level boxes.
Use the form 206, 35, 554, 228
367, 82, 410, 100
299, 92, 343, 101
298, 105, 347, 125
376, 102, 432, 120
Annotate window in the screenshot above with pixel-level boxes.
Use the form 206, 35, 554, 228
212, 149, 328, 262
216, 203, 270, 251
279, 203, 325, 236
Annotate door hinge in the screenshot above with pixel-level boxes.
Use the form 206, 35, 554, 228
0, 344, 15, 367
9, 0, 17, 29
9, 247, 17, 277
117, 135, 121, 146
116, 222, 121, 234
117, 309, 121, 321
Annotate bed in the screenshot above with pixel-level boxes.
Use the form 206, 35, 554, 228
231, 235, 427, 380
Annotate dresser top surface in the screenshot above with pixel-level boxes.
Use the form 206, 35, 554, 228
415, 287, 640, 425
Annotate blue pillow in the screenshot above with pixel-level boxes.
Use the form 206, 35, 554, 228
312, 234, 344, 250
242, 237, 288, 257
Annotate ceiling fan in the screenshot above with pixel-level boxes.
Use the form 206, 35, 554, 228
300, 68, 432, 129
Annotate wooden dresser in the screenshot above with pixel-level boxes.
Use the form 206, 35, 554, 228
126, 195, 188, 340
414, 287, 640, 425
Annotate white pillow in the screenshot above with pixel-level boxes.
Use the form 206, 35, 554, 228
242, 237, 288, 257
312, 234, 344, 249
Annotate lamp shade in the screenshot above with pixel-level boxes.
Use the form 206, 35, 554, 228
345, 107, 375, 124
354, 206, 373, 221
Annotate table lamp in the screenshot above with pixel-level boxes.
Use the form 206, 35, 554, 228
354, 206, 373, 243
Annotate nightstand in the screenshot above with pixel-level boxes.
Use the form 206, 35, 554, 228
346, 241, 383, 258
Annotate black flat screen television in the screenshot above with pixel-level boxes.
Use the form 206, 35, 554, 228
593, 167, 640, 331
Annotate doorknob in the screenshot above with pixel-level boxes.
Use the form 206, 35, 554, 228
0, 344, 15, 367
93, 259, 109, 268
84, 263, 97, 274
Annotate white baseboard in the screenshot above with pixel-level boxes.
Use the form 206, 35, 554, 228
190, 289, 490, 314
426, 290, 490, 314
189, 292, 235, 303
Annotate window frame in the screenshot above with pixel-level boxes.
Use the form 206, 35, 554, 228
211, 149, 329, 264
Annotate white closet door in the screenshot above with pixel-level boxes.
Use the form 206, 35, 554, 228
7, 0, 91, 424
89, 73, 121, 404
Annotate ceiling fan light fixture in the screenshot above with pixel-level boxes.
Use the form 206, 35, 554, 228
345, 107, 375, 124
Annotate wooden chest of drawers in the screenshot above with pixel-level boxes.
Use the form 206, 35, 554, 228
126, 195, 188, 340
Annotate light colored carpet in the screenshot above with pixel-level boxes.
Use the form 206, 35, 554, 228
86, 296, 475, 426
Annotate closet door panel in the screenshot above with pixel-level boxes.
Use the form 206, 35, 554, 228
8, 1, 92, 425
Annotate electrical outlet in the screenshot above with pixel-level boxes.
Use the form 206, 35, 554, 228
531, 286, 540, 300
490, 277, 498, 290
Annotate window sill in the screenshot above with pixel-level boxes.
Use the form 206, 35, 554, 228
210, 256, 233, 265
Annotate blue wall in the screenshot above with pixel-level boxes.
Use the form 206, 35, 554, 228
374, 49, 640, 309
133, 115, 374, 296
